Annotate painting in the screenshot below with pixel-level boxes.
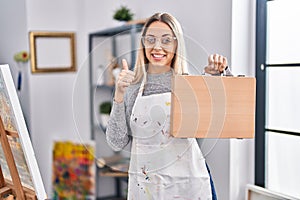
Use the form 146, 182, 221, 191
0, 64, 47, 199
52, 141, 95, 200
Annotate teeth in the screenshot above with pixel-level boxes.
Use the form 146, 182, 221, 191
152, 54, 164, 58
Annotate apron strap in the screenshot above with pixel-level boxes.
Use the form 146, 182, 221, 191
137, 75, 146, 99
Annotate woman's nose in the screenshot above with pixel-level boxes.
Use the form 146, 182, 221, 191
153, 39, 163, 49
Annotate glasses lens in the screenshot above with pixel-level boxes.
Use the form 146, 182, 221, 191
142, 36, 155, 47
142, 36, 176, 48
161, 36, 174, 45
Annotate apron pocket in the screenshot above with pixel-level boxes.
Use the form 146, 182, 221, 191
132, 173, 211, 199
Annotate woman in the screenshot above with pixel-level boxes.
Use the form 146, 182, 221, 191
106, 12, 230, 199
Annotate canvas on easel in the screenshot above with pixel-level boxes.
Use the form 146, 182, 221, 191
0, 64, 47, 199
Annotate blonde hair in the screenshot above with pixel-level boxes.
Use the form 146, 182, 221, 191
132, 13, 188, 84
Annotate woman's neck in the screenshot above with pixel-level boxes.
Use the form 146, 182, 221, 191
147, 64, 171, 74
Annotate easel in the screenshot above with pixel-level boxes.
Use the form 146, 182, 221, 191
0, 116, 37, 200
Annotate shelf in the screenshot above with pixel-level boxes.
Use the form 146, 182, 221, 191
97, 168, 128, 200
97, 196, 126, 200
93, 84, 115, 91
90, 24, 144, 37
99, 169, 128, 178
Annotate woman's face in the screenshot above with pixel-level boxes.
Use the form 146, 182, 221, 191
143, 21, 177, 73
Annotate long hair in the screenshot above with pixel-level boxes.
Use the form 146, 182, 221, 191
132, 13, 188, 84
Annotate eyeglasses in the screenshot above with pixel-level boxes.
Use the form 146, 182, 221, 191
141, 35, 177, 48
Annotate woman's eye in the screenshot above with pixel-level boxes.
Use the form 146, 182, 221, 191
161, 37, 172, 44
147, 37, 156, 44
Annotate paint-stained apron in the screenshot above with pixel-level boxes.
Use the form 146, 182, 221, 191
128, 80, 212, 200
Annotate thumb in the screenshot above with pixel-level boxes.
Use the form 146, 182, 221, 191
122, 59, 129, 70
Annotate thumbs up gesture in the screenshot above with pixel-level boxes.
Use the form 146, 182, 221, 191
114, 59, 135, 103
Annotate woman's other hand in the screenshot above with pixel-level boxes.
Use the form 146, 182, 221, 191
204, 54, 228, 75
114, 59, 135, 103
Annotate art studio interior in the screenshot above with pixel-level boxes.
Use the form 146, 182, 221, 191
0, 0, 299, 200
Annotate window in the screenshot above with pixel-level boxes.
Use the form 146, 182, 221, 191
256, 0, 300, 198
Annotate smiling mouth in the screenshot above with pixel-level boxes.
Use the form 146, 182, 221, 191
152, 54, 166, 58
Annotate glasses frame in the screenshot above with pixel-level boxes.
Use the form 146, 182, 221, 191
141, 35, 177, 49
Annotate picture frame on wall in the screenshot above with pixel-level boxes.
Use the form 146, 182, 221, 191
0, 64, 47, 199
29, 31, 76, 73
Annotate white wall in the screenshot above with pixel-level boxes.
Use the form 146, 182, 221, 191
23, 0, 91, 195
0, 0, 31, 129
0, 0, 256, 199
230, 0, 256, 200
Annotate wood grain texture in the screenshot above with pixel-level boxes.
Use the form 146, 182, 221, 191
0, 117, 26, 199
171, 75, 256, 138
0, 117, 37, 200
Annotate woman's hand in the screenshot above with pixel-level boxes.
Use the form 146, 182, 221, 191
204, 54, 228, 75
114, 59, 135, 103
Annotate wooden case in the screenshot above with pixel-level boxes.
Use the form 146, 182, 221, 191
170, 75, 256, 138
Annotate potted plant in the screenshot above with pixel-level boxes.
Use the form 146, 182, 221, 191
99, 101, 112, 128
113, 6, 134, 23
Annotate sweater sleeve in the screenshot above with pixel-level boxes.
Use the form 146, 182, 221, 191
106, 100, 130, 151
105, 75, 170, 151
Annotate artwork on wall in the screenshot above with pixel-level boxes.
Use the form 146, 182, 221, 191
29, 31, 76, 73
52, 140, 95, 200
0, 64, 47, 199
